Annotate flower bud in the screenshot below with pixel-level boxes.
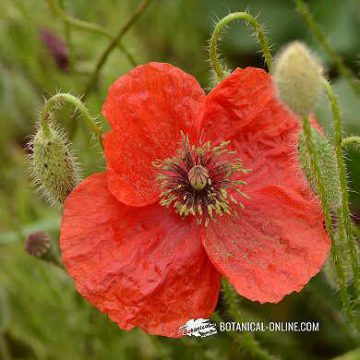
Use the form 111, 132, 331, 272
274, 42, 323, 116
40, 29, 69, 71
25, 231, 51, 257
30, 123, 79, 205
298, 127, 341, 211
323, 247, 353, 290
25, 231, 63, 267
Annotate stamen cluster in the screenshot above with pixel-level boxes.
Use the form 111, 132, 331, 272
153, 133, 249, 226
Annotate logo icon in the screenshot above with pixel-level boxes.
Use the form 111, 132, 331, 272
179, 318, 217, 337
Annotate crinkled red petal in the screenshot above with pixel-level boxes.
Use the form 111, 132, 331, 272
200, 67, 330, 302
102, 62, 206, 207
202, 67, 305, 192
202, 186, 330, 303
60, 173, 221, 337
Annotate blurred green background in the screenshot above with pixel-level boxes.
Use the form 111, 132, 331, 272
0, 0, 359, 359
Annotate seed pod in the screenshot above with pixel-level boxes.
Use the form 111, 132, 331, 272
30, 123, 79, 205
274, 42, 323, 117
298, 127, 341, 211
188, 165, 210, 191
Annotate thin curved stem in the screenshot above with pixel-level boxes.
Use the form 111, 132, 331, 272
222, 280, 275, 360
41, 93, 103, 147
342, 136, 360, 148
45, 0, 137, 67
82, 0, 153, 99
209, 12, 273, 82
302, 115, 356, 328
322, 78, 360, 298
294, 0, 360, 96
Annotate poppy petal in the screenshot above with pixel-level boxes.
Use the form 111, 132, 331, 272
103, 62, 206, 207
202, 67, 298, 143
202, 66, 311, 195
60, 173, 221, 337
201, 185, 330, 303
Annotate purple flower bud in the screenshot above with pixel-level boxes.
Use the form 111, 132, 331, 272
40, 29, 69, 71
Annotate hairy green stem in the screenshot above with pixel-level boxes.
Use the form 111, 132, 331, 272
222, 280, 275, 360
40, 93, 103, 147
209, 12, 272, 82
322, 78, 360, 298
302, 115, 356, 327
342, 136, 360, 148
45, 0, 137, 67
82, 0, 153, 98
294, 0, 360, 96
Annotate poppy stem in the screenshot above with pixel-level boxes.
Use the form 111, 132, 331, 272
45, 0, 137, 67
209, 12, 273, 83
40, 93, 103, 148
301, 115, 357, 329
294, 0, 360, 96
221, 280, 275, 360
322, 78, 360, 299
82, 0, 153, 99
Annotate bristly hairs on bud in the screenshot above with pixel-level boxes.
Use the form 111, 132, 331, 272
297, 126, 353, 293
322, 78, 360, 302
298, 126, 341, 211
27, 92, 103, 206
273, 41, 323, 117
28, 117, 80, 205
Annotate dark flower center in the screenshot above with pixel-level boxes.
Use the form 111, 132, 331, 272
153, 132, 249, 226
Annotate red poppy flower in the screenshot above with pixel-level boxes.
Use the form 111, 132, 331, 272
60, 63, 330, 337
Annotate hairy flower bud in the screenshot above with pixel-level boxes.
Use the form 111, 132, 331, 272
323, 255, 353, 291
30, 123, 79, 205
25, 231, 51, 257
298, 127, 341, 211
274, 42, 323, 116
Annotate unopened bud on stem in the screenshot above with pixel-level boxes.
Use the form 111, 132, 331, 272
25, 231, 63, 268
30, 122, 79, 205
274, 42, 323, 116
25, 231, 51, 257
298, 127, 341, 211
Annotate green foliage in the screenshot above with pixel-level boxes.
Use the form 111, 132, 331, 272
0, 0, 360, 359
